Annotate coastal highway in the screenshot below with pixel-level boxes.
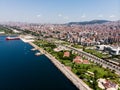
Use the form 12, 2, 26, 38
61, 45, 120, 75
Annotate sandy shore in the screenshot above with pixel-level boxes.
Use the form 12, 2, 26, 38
29, 42, 92, 90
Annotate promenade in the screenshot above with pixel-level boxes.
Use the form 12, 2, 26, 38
29, 42, 92, 90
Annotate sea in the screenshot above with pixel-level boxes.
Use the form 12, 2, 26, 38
0, 36, 78, 90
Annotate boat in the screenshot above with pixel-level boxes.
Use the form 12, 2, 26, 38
31, 48, 37, 51
35, 52, 42, 56
6, 36, 20, 40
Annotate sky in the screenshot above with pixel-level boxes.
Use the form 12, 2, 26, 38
0, 0, 120, 23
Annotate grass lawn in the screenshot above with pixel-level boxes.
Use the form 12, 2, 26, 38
0, 30, 4, 32
61, 60, 73, 66
88, 65, 108, 77
84, 49, 109, 58
72, 44, 83, 49
61, 41, 71, 45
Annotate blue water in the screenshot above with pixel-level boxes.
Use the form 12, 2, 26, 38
0, 36, 78, 90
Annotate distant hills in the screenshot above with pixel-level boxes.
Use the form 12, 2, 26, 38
68, 20, 111, 25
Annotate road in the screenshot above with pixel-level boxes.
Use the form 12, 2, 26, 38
62, 45, 120, 75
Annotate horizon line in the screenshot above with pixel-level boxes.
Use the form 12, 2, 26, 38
0, 19, 120, 24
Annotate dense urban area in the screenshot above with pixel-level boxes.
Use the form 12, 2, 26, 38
0, 20, 120, 90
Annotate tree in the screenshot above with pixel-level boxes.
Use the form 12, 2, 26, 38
76, 70, 81, 75
92, 70, 98, 90
83, 46, 86, 51
86, 66, 90, 70
103, 75, 108, 78
111, 70, 115, 73
79, 74, 85, 79
71, 62, 75, 69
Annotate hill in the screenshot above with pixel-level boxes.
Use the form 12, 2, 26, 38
68, 20, 110, 25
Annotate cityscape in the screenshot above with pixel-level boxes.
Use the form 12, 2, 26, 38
0, 0, 120, 90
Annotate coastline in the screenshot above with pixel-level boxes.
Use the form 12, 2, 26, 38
28, 41, 92, 90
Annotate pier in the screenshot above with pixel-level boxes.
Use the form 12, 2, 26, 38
29, 42, 92, 90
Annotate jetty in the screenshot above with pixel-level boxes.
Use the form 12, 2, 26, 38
29, 42, 92, 90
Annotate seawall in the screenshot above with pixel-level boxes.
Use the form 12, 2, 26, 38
29, 42, 92, 90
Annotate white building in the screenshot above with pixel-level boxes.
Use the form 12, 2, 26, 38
110, 47, 120, 55
96, 45, 120, 55
0, 31, 5, 34
96, 45, 107, 50
13, 30, 21, 33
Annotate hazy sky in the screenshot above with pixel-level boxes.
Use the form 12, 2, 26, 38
0, 0, 120, 23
